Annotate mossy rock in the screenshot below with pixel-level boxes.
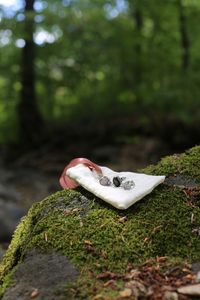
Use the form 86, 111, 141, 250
0, 146, 200, 299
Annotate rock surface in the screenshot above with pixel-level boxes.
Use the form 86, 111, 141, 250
2, 249, 78, 300
0, 146, 200, 299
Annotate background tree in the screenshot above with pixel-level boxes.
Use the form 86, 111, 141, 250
178, 0, 190, 70
18, 0, 43, 146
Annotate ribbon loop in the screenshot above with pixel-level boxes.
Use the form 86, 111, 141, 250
59, 158, 102, 189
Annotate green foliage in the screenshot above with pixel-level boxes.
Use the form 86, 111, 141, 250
0, 0, 200, 143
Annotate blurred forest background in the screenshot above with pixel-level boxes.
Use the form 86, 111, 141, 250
0, 0, 200, 245
0, 0, 199, 159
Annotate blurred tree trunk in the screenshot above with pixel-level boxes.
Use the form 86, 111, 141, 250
127, 0, 143, 112
18, 0, 43, 146
127, 0, 143, 86
133, 1, 143, 85
178, 0, 190, 70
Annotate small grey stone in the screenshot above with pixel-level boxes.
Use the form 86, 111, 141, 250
113, 176, 121, 187
99, 176, 111, 186
123, 180, 135, 190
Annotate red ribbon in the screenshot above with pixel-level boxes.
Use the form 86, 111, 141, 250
59, 158, 102, 189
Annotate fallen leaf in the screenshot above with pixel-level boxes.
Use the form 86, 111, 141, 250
64, 209, 71, 216
103, 279, 116, 287
184, 274, 195, 280
101, 250, 108, 259
30, 288, 39, 298
156, 256, 167, 263
119, 288, 132, 298
44, 233, 48, 242
151, 225, 162, 234
191, 213, 195, 223
97, 271, 121, 280
94, 263, 101, 268
124, 269, 141, 280
84, 240, 93, 246
163, 291, 178, 300
64, 208, 82, 216
192, 227, 200, 236
177, 283, 200, 296
125, 280, 147, 297
72, 208, 82, 213
143, 237, 149, 243
84, 240, 95, 252
92, 294, 109, 300
121, 235, 125, 243
118, 216, 127, 223
182, 267, 192, 273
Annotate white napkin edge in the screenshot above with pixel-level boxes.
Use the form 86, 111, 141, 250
66, 164, 165, 209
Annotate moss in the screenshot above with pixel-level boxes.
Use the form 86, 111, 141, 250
0, 146, 200, 299
0, 268, 16, 296
143, 145, 200, 182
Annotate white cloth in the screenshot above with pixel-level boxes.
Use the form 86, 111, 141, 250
66, 164, 165, 210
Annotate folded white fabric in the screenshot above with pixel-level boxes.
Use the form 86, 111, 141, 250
66, 164, 165, 210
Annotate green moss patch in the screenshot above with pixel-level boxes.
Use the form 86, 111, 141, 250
0, 146, 200, 299
143, 145, 200, 182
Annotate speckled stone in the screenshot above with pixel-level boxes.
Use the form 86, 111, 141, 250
99, 176, 111, 186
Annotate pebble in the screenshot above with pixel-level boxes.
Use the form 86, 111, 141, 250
113, 176, 121, 187
123, 180, 135, 190
99, 176, 111, 186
